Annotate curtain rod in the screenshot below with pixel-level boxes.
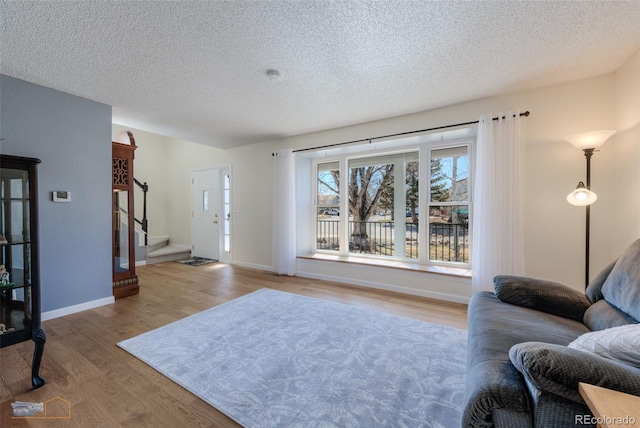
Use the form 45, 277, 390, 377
272, 111, 529, 156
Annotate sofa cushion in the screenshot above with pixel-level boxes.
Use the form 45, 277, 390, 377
568, 323, 640, 367
494, 275, 591, 322
468, 292, 589, 369
583, 299, 638, 331
601, 239, 640, 320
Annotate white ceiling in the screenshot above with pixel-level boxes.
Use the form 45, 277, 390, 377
1, 1, 639, 149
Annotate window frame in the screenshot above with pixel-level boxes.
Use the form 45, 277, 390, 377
311, 138, 474, 269
425, 142, 472, 268
313, 158, 343, 254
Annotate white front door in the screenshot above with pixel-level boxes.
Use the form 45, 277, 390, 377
192, 168, 220, 260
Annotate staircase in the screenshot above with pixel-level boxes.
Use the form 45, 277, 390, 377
146, 236, 191, 264
131, 176, 191, 265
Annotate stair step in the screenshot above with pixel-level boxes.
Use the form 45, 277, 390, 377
146, 244, 191, 264
148, 235, 170, 253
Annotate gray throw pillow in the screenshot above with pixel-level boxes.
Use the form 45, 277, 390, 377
601, 239, 640, 321
509, 341, 640, 403
494, 275, 590, 322
585, 260, 617, 304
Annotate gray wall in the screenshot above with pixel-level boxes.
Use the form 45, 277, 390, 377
1, 74, 112, 311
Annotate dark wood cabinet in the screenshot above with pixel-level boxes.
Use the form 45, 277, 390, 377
0, 155, 46, 389
112, 132, 139, 298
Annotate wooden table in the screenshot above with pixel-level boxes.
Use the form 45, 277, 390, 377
579, 383, 640, 427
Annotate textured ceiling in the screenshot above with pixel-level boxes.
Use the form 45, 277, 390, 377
1, 1, 639, 149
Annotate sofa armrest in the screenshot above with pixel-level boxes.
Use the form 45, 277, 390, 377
494, 275, 591, 321
509, 342, 640, 405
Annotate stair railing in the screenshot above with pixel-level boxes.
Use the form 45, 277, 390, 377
134, 178, 149, 246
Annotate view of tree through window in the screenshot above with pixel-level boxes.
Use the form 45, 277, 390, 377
315, 144, 469, 265
428, 146, 470, 263
347, 157, 395, 255
317, 162, 340, 251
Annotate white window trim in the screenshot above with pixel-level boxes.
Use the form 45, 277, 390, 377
426, 141, 473, 269
311, 137, 475, 270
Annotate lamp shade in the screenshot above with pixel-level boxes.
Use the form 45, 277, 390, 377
565, 130, 616, 150
567, 181, 597, 206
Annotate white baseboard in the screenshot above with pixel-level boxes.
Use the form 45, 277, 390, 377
136, 260, 147, 266
230, 260, 470, 304
42, 296, 115, 322
229, 260, 273, 271
296, 270, 471, 305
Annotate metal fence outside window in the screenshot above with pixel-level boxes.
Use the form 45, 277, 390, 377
316, 219, 469, 262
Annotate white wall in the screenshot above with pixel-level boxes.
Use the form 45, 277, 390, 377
164, 137, 231, 247
119, 48, 639, 302
112, 125, 171, 240
265, 52, 638, 298
224, 143, 275, 269
611, 50, 640, 254
113, 127, 233, 250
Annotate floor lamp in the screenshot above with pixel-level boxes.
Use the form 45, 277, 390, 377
565, 130, 616, 289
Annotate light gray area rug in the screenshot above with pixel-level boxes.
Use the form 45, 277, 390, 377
118, 289, 467, 428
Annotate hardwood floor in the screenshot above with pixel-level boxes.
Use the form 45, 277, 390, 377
0, 262, 467, 427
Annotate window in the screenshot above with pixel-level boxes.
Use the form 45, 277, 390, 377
202, 190, 209, 211
428, 147, 470, 263
223, 173, 231, 253
313, 142, 471, 267
316, 162, 340, 251
347, 152, 418, 258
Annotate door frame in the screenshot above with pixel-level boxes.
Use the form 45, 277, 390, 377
191, 164, 232, 263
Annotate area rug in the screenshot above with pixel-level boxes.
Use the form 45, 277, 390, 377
118, 289, 467, 428
174, 256, 217, 266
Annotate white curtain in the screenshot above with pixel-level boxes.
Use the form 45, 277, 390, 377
471, 112, 525, 292
273, 148, 297, 276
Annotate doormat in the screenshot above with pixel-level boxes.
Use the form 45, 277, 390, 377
174, 257, 218, 266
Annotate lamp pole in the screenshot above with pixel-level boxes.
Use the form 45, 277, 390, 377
565, 130, 615, 290
583, 148, 594, 289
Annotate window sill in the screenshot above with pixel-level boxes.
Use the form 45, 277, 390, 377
297, 253, 472, 279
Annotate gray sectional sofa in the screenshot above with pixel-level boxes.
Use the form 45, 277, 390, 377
463, 239, 640, 427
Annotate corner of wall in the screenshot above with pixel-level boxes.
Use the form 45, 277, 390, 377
610, 49, 640, 256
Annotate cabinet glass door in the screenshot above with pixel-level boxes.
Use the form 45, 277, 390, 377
113, 190, 130, 274
0, 155, 45, 389
1, 168, 32, 332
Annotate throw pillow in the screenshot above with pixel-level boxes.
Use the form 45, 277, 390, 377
493, 275, 590, 321
600, 239, 640, 320
568, 323, 640, 367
